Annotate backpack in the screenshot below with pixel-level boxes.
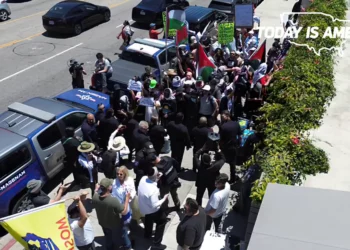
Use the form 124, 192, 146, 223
238, 118, 250, 132
105, 58, 112, 64
240, 129, 255, 147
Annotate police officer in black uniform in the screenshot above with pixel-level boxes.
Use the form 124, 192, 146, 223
148, 154, 181, 210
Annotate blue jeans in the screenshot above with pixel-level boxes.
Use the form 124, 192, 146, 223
102, 226, 131, 250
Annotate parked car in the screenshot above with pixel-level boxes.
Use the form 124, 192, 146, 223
42, 0, 111, 36
109, 38, 177, 90
0, 0, 11, 21
132, 0, 189, 25
208, 0, 236, 20
0, 89, 110, 217
185, 6, 227, 33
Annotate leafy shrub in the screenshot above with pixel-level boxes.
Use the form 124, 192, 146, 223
251, 0, 347, 202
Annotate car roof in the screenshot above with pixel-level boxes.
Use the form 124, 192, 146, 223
54, 89, 110, 113
0, 129, 28, 158
56, 0, 86, 7
127, 43, 160, 57
0, 97, 74, 137
185, 6, 215, 23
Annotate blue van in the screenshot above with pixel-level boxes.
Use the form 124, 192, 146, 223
0, 89, 110, 217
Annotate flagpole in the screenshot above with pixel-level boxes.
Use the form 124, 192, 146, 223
165, 6, 168, 65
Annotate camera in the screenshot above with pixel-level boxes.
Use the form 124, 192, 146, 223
70, 59, 84, 71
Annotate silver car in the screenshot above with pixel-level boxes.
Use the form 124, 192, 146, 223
0, 0, 11, 21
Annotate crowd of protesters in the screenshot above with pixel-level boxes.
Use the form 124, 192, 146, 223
24, 2, 301, 249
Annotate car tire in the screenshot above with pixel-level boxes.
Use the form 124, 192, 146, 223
0, 10, 8, 21
73, 23, 83, 36
104, 11, 111, 22
11, 193, 34, 214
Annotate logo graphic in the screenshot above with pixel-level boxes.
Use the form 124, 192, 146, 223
23, 233, 59, 250
76, 94, 96, 102
258, 12, 350, 56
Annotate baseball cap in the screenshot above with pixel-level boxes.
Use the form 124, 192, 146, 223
202, 85, 210, 91
216, 173, 229, 184
27, 179, 42, 193
196, 76, 203, 82
149, 79, 157, 89
150, 23, 156, 27
100, 178, 113, 189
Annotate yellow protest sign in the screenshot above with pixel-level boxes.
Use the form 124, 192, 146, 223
0, 201, 75, 250
162, 12, 177, 37
218, 22, 235, 45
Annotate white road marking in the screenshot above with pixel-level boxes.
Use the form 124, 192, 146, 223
116, 19, 133, 28
0, 43, 83, 83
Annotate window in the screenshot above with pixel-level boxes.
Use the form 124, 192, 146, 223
37, 124, 62, 149
0, 146, 31, 181
68, 7, 84, 16
121, 51, 158, 68
158, 47, 177, 65
62, 112, 87, 131
84, 4, 97, 11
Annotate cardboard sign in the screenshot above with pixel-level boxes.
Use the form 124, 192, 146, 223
162, 12, 177, 37
139, 97, 155, 107
235, 4, 254, 28
218, 22, 235, 45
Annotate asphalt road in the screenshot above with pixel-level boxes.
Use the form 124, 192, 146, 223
0, 0, 207, 111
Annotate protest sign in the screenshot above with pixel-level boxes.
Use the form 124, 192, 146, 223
0, 201, 74, 250
218, 22, 235, 45
139, 97, 155, 107
162, 12, 177, 37
235, 4, 254, 28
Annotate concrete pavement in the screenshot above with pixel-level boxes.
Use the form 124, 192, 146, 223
303, 10, 350, 191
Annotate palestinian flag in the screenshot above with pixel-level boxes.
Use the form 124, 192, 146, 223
167, 6, 185, 30
196, 45, 216, 82
176, 24, 188, 46
249, 39, 266, 63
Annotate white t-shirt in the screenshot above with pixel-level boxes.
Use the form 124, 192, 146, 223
205, 182, 230, 218
69, 218, 95, 247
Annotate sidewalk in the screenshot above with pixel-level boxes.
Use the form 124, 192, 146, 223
303, 10, 350, 191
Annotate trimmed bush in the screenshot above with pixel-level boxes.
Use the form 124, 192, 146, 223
251, 0, 347, 202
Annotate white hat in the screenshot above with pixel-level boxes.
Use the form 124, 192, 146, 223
248, 30, 254, 35
184, 80, 193, 85
203, 85, 211, 91
235, 51, 242, 55
172, 76, 181, 87
110, 136, 126, 151
249, 47, 257, 51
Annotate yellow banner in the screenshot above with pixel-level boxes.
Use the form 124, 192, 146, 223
218, 22, 235, 45
162, 12, 177, 37
0, 201, 74, 250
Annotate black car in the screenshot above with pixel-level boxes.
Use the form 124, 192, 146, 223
42, 1, 111, 36
132, 0, 189, 25
185, 6, 227, 34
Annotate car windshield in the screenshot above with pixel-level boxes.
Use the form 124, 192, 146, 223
141, 0, 163, 5
49, 3, 71, 15
211, 1, 232, 6
121, 50, 158, 68
54, 98, 95, 113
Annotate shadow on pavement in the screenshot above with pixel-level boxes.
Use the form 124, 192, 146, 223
131, 22, 149, 31
178, 169, 196, 182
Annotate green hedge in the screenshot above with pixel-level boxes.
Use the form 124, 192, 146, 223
250, 0, 347, 202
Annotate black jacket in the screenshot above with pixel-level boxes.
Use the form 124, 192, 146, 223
124, 118, 139, 142
191, 126, 211, 151
61, 137, 80, 163
167, 121, 191, 148
149, 124, 166, 152
160, 98, 177, 120
219, 120, 241, 147
81, 120, 98, 143
99, 116, 119, 144
194, 149, 225, 186
133, 128, 151, 152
